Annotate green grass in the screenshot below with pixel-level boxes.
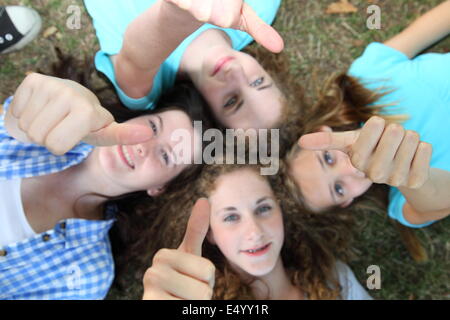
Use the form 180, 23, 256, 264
1, 0, 449, 300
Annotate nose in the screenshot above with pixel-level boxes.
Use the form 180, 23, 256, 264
244, 216, 264, 242
223, 61, 247, 84
337, 151, 366, 179
135, 137, 157, 159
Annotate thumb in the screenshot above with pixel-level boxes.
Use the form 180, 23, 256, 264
239, 3, 284, 53
178, 198, 211, 256
83, 122, 153, 147
298, 130, 360, 154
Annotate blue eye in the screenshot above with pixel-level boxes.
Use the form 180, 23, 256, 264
224, 96, 238, 109
250, 77, 264, 87
324, 151, 334, 165
224, 214, 239, 222
334, 183, 344, 197
256, 205, 272, 215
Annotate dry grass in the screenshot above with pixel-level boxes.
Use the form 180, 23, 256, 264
1, 0, 449, 300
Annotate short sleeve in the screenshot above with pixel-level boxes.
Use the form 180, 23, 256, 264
388, 188, 435, 229
85, 0, 281, 111
349, 42, 410, 80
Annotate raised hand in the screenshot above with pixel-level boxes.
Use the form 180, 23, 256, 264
299, 116, 433, 189
142, 198, 216, 300
164, 0, 284, 53
5, 73, 153, 155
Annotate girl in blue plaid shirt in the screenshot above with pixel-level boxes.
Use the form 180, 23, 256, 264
0, 67, 213, 299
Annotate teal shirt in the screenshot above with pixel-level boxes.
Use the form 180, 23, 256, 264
84, 0, 281, 110
349, 42, 450, 228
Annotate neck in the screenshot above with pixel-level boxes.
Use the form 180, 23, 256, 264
42, 149, 129, 218
245, 259, 304, 300
179, 29, 232, 82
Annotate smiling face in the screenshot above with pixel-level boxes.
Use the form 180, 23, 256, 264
288, 127, 373, 211
96, 109, 200, 196
208, 168, 284, 277
195, 45, 284, 130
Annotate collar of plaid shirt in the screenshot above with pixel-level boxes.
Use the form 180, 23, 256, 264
0, 97, 117, 300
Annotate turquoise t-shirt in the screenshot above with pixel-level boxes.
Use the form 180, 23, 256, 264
349, 42, 450, 228
84, 0, 281, 110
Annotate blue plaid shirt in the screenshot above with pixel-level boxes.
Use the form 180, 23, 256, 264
0, 97, 116, 300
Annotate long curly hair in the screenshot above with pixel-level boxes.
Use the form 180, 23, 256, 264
147, 161, 356, 300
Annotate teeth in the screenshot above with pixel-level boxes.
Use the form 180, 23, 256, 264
122, 146, 134, 168
246, 245, 267, 253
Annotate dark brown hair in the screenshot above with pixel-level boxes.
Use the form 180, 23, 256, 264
45, 48, 216, 289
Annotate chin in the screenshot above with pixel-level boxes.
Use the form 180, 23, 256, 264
244, 261, 277, 278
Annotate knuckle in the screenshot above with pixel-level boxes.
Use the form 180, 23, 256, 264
152, 248, 171, 265
24, 73, 42, 85
386, 123, 404, 137
388, 174, 404, 187
405, 130, 420, 143
419, 142, 432, 154
199, 284, 213, 300
367, 167, 386, 183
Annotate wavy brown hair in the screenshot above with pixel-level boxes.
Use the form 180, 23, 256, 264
147, 161, 356, 300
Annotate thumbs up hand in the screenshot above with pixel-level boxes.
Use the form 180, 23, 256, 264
5, 73, 153, 155
142, 198, 216, 300
163, 0, 284, 53
299, 116, 432, 189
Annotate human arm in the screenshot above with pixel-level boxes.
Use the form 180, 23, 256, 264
114, 0, 284, 99
142, 198, 216, 300
5, 73, 153, 155
299, 116, 450, 225
384, 0, 450, 58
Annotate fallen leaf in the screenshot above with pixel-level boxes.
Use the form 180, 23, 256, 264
43, 26, 58, 38
25, 71, 35, 76
326, 0, 358, 14
352, 39, 364, 47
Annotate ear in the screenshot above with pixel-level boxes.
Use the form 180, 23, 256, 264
146, 186, 166, 197
340, 198, 354, 208
206, 229, 216, 245
316, 125, 333, 133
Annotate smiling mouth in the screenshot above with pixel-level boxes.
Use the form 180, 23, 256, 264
241, 243, 272, 257
118, 145, 135, 169
211, 57, 235, 76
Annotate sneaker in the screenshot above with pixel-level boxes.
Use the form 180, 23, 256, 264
0, 6, 42, 54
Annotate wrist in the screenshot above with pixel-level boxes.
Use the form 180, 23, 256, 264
159, 0, 203, 32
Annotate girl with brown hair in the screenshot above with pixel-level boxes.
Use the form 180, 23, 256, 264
141, 162, 370, 300
0, 61, 214, 299
284, 1, 450, 229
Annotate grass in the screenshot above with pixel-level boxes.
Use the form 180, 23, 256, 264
1, 0, 449, 300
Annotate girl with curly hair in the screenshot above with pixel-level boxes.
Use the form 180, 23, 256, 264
284, 1, 450, 229
141, 162, 371, 300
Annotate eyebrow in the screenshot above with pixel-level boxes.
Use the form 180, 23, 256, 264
316, 153, 337, 205
256, 196, 270, 205
257, 83, 273, 91
156, 115, 163, 133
